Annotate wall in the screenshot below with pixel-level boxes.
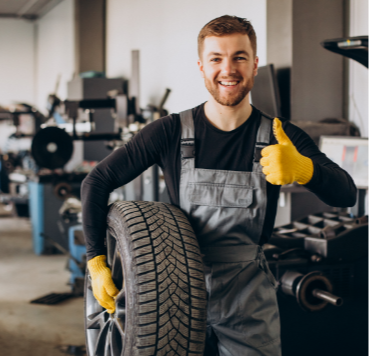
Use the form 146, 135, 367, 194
0, 1, 75, 115
0, 19, 35, 108
35, 0, 75, 114
0, 19, 35, 152
106, 0, 267, 114
266, 0, 292, 119
349, 0, 368, 137
291, 0, 344, 122
266, 0, 292, 69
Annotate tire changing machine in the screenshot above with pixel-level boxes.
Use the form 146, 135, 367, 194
267, 212, 368, 356
267, 36, 368, 356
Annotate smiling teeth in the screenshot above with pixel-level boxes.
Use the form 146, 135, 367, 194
220, 82, 238, 86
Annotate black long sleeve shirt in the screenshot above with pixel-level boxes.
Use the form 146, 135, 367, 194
81, 104, 357, 260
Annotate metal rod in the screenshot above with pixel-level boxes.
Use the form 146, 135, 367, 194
72, 116, 77, 140
75, 132, 121, 141
312, 289, 343, 306
158, 88, 171, 110
78, 99, 116, 109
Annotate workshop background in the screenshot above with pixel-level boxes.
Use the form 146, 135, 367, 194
0, 0, 368, 356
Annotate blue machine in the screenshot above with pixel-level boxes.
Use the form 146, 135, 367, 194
29, 180, 87, 294
28, 181, 46, 255
28, 178, 84, 255
68, 225, 86, 295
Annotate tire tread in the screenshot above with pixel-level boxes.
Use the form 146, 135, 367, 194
107, 201, 206, 356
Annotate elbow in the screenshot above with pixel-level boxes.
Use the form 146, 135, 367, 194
335, 184, 357, 208
318, 184, 357, 208
346, 181, 358, 207
346, 185, 358, 208
80, 168, 114, 203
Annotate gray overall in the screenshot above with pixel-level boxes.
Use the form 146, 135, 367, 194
179, 109, 281, 356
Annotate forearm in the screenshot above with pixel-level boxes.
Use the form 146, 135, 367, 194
81, 146, 145, 260
281, 121, 357, 208
81, 173, 111, 260
81, 119, 169, 260
304, 162, 357, 207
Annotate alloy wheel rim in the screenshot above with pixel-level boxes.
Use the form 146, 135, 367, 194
85, 234, 126, 356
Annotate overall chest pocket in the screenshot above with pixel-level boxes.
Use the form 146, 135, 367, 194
188, 183, 253, 208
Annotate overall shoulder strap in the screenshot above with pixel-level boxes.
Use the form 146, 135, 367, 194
179, 109, 195, 169
253, 111, 273, 172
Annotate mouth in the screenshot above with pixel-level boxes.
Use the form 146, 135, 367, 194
218, 80, 240, 88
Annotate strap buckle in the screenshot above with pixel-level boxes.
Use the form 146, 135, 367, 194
254, 142, 268, 162
181, 139, 195, 159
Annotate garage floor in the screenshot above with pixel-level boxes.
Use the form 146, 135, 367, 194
0, 215, 85, 356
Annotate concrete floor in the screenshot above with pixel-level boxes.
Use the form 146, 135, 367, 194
0, 215, 85, 356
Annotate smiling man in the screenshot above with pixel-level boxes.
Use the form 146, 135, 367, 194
200, 32, 257, 110
82, 15, 357, 356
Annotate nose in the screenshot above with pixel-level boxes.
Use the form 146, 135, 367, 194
220, 58, 236, 76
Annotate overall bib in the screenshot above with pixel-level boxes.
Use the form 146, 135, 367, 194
179, 109, 282, 356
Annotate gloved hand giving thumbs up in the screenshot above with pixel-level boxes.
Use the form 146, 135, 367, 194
260, 118, 314, 185
87, 255, 119, 313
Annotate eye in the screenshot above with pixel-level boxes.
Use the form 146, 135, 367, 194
235, 56, 247, 61
210, 58, 221, 62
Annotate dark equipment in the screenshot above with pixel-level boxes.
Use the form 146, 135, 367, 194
267, 211, 368, 356
53, 181, 73, 200
0, 153, 21, 194
30, 292, 73, 305
31, 127, 74, 170
30, 97, 124, 170
280, 270, 342, 312
28, 78, 129, 255
30, 82, 161, 170
251, 64, 282, 118
271, 32, 368, 348
321, 36, 368, 68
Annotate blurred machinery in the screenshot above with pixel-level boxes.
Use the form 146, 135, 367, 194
269, 118, 368, 354
253, 35, 368, 356
0, 50, 170, 294
0, 103, 47, 216
27, 77, 124, 257
267, 212, 368, 356
17, 50, 170, 294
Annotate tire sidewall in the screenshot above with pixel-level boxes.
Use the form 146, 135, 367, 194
108, 209, 138, 356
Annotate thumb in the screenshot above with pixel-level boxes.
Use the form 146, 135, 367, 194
105, 278, 120, 297
273, 118, 291, 145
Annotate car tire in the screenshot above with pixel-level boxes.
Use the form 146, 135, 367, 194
85, 200, 207, 356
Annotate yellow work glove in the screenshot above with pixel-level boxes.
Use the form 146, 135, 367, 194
87, 255, 119, 314
260, 118, 314, 185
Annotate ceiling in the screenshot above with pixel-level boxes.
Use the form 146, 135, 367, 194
0, 0, 63, 20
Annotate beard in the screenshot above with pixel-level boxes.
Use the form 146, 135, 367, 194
205, 75, 254, 107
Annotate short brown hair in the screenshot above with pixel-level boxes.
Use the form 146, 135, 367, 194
198, 15, 257, 58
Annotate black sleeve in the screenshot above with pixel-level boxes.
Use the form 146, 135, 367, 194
81, 115, 175, 260
276, 120, 357, 207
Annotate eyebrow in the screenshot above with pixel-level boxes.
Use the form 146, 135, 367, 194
208, 50, 250, 57
234, 50, 249, 56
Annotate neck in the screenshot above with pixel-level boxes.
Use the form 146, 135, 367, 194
203, 94, 253, 131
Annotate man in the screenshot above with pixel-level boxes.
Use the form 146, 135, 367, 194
82, 15, 356, 355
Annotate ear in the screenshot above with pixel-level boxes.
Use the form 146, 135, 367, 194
197, 59, 205, 79
253, 56, 259, 77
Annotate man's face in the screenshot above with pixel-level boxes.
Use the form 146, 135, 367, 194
198, 33, 258, 107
